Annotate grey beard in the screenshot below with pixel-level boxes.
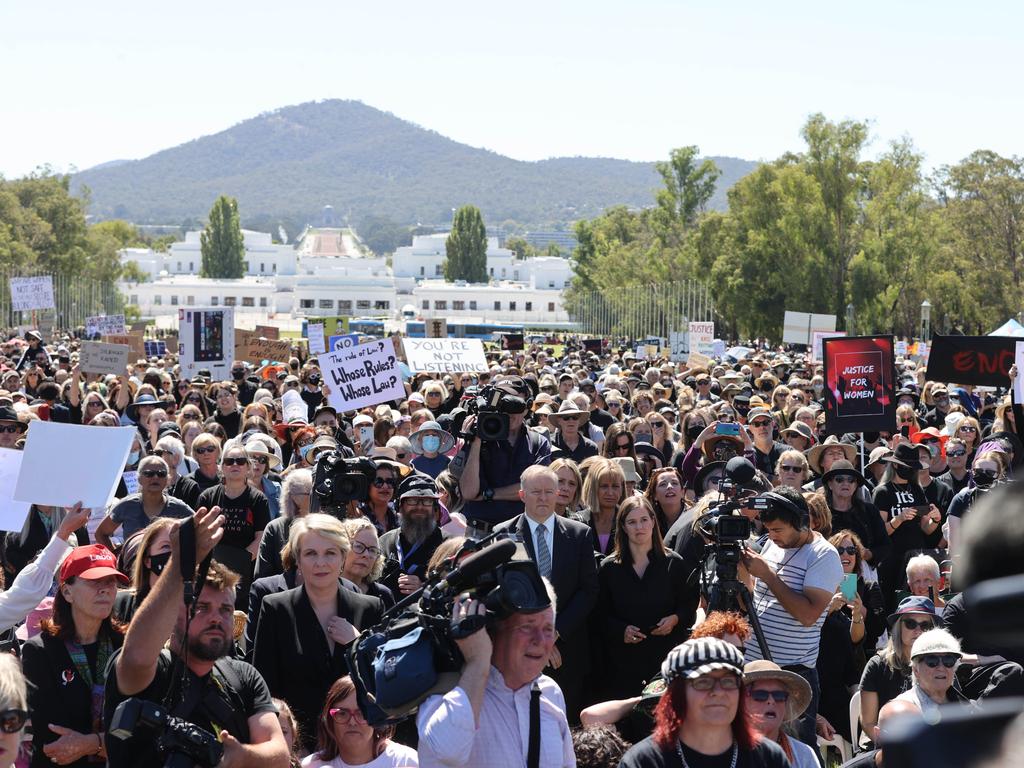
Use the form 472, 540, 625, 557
402, 516, 436, 545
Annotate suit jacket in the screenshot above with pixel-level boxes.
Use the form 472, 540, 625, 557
570, 507, 616, 561
244, 570, 298, 661
251, 584, 382, 751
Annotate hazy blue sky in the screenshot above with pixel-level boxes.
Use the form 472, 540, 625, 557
2, 0, 1019, 178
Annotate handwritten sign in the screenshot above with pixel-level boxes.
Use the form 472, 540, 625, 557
79, 341, 130, 376
402, 338, 488, 373
102, 333, 145, 361
307, 323, 326, 354
235, 332, 292, 364
688, 321, 715, 356
9, 276, 55, 311
85, 314, 126, 338
122, 471, 140, 496
687, 352, 712, 370
318, 340, 403, 412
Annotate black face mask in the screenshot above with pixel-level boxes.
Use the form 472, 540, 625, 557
686, 426, 705, 443
147, 551, 171, 576
974, 469, 997, 488
863, 432, 880, 444
894, 464, 918, 481
231, 370, 245, 380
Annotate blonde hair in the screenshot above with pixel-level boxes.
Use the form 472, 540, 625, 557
191, 432, 221, 454
287, 513, 350, 564
580, 458, 626, 515
340, 518, 384, 582
0, 654, 27, 713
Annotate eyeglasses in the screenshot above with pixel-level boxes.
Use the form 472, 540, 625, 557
689, 675, 740, 692
140, 469, 168, 478
222, 457, 249, 467
373, 477, 397, 488
250, 456, 269, 466
0, 425, 20, 434
836, 546, 859, 556
351, 541, 382, 557
780, 465, 804, 473
0, 708, 28, 734
328, 707, 366, 724
748, 689, 791, 703
403, 498, 434, 508
901, 618, 935, 631
919, 654, 959, 669
194, 446, 218, 455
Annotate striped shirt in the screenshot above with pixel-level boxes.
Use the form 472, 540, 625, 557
744, 534, 843, 667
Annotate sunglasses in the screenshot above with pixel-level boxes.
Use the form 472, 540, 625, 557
748, 689, 790, 703
958, 426, 977, 433
614, 441, 631, 451
373, 477, 397, 488
836, 546, 859, 556
194, 446, 218, 455
831, 475, 857, 484
607, 401, 621, 408
0, 425, 20, 434
780, 465, 804, 473
901, 618, 935, 631
920, 654, 959, 669
946, 449, 967, 458
140, 469, 168, 478
750, 420, 771, 428
651, 422, 665, 430
0, 708, 27, 734
250, 456, 269, 466
222, 457, 249, 467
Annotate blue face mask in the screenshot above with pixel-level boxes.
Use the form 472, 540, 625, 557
128, 450, 140, 466
421, 435, 441, 454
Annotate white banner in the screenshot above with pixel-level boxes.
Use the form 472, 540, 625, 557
9, 276, 55, 312
307, 322, 326, 355
402, 338, 488, 373
85, 314, 126, 338
318, 340, 403, 412
812, 331, 846, 362
688, 321, 716, 356
0, 449, 32, 533
783, 310, 837, 346
178, 308, 235, 379
79, 341, 130, 376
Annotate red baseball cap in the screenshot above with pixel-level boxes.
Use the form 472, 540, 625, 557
59, 544, 130, 585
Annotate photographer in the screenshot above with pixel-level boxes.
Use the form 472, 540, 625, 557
415, 590, 575, 767
739, 485, 843, 751
460, 376, 551, 528
104, 506, 289, 768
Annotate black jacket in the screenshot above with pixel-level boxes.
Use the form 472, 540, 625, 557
378, 525, 446, 596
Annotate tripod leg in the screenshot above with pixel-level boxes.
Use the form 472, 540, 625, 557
737, 583, 773, 662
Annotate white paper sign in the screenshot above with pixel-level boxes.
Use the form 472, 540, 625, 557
122, 471, 140, 496
318, 340, 404, 412
0, 448, 32, 532
307, 323, 326, 355
894, 340, 908, 357
85, 314, 126, 338
783, 310, 838, 346
178, 308, 235, 379
402, 338, 488, 373
9, 276, 55, 312
688, 321, 716, 356
812, 331, 846, 362
14, 422, 135, 508
79, 341, 130, 376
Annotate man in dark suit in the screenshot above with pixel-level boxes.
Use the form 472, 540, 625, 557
379, 473, 447, 598
495, 464, 599, 722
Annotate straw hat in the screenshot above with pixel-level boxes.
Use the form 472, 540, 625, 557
548, 400, 590, 427
742, 660, 813, 722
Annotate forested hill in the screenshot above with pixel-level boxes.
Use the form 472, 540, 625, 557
72, 100, 757, 227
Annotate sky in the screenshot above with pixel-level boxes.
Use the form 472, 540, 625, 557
1, 0, 1020, 179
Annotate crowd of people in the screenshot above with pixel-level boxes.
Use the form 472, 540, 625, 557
0, 327, 1021, 767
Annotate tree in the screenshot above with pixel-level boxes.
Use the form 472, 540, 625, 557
443, 205, 488, 282
200, 196, 245, 279
653, 146, 721, 237
504, 235, 536, 259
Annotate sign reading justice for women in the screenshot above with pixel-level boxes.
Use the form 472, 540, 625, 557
317, 339, 403, 412
822, 335, 896, 435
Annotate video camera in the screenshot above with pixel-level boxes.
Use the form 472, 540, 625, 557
697, 457, 769, 584
347, 536, 549, 726
311, 451, 376, 513
109, 698, 223, 768
455, 384, 528, 442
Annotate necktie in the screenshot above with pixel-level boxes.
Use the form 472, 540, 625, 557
535, 525, 552, 578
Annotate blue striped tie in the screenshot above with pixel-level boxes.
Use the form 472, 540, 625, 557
535, 525, 552, 578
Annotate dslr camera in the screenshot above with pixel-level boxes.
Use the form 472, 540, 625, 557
461, 385, 528, 442
311, 451, 377, 513
109, 698, 223, 768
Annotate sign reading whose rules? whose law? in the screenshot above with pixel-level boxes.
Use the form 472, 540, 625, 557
402, 338, 489, 373
317, 340, 403, 412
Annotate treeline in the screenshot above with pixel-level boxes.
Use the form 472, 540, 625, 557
567, 114, 1024, 341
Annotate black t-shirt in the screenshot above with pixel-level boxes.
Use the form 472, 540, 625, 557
937, 470, 971, 495
188, 468, 223, 494
197, 484, 270, 549
619, 735, 789, 768
859, 652, 912, 709
215, 409, 242, 439
871, 481, 939, 554
103, 649, 276, 768
590, 408, 616, 433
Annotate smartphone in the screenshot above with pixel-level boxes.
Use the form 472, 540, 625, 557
900, 425, 910, 438
716, 422, 741, 436
358, 425, 374, 450
841, 573, 858, 601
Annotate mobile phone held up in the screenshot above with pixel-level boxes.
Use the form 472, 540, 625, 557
841, 573, 858, 602
716, 422, 741, 437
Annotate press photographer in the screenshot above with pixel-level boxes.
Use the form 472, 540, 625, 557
739, 485, 843, 750
104, 506, 290, 768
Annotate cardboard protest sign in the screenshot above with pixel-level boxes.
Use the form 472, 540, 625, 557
9, 276, 55, 311
307, 323, 326, 354
687, 352, 712, 370
318, 340, 403, 412
255, 324, 280, 340
236, 333, 292, 364
85, 314, 126, 339
925, 335, 1015, 386
783, 310, 837, 346
402, 338, 488, 373
102, 333, 145, 361
178, 308, 234, 378
79, 341, 130, 376
823, 335, 896, 435
0, 448, 32, 532
14, 422, 135, 508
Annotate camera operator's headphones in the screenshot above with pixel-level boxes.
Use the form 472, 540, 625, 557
761, 491, 811, 530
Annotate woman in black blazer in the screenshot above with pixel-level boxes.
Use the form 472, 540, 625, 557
251, 513, 383, 752
22, 545, 129, 768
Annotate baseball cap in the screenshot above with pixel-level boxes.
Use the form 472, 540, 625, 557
59, 544, 129, 585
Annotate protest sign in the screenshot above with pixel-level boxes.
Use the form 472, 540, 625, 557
894, 340, 908, 357
925, 335, 1014, 386
79, 341, 130, 376
85, 314, 126, 339
823, 335, 896, 435
688, 322, 715, 356
318, 340, 403, 412
0, 448, 32, 532
144, 340, 167, 357
307, 323, 326, 354
255, 324, 280, 340
583, 338, 604, 355
500, 333, 525, 351
178, 308, 234, 378
236, 333, 292, 364
14, 422, 135, 508
783, 310, 837, 346
9, 276, 55, 311
812, 331, 846, 362
403, 338, 489, 373
426, 318, 448, 338
711, 340, 726, 358
122, 470, 140, 496
669, 331, 688, 361
687, 351, 713, 370
1014, 342, 1024, 404
102, 333, 145, 361
329, 333, 360, 352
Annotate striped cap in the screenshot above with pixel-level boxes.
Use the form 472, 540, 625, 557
661, 638, 745, 683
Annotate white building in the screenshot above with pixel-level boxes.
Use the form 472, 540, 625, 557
120, 230, 297, 279
123, 276, 280, 316
392, 234, 516, 280
411, 280, 569, 325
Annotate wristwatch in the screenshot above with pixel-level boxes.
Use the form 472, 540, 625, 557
482, 487, 495, 502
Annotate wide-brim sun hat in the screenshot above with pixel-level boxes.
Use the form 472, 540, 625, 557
409, 421, 455, 455
804, 436, 858, 475
742, 660, 813, 722
245, 442, 282, 470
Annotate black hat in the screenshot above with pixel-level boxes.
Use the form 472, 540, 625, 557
0, 405, 26, 431
397, 472, 441, 500
157, 422, 182, 439
882, 442, 926, 470
820, 459, 865, 487
693, 460, 726, 494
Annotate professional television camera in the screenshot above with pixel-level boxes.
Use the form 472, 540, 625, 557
347, 535, 549, 726
109, 699, 223, 768
457, 384, 529, 443
310, 451, 377, 514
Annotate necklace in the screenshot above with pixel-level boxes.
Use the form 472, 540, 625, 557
676, 739, 737, 768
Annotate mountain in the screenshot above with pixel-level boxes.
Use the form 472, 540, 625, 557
72, 100, 757, 228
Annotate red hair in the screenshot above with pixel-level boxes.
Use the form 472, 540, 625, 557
653, 678, 759, 752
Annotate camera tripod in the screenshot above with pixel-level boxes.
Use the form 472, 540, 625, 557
702, 550, 773, 662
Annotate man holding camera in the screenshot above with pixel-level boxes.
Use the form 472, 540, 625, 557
416, 589, 576, 768
104, 506, 289, 768
460, 376, 551, 528
739, 486, 843, 751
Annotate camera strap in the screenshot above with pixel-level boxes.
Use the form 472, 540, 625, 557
527, 682, 541, 768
